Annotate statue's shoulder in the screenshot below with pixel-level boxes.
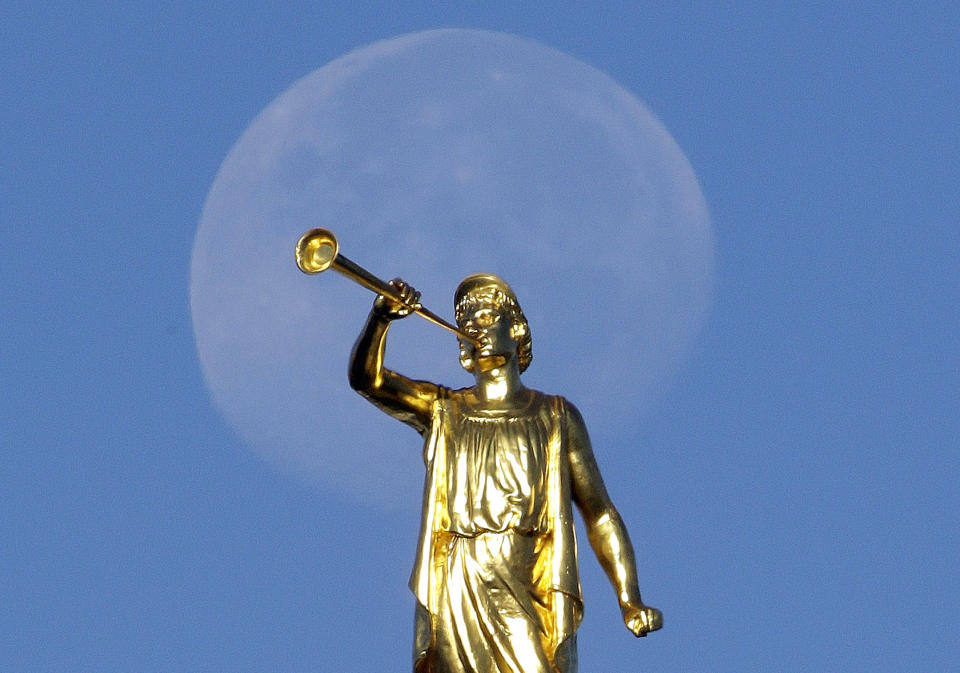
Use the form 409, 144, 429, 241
526, 387, 554, 405
436, 386, 472, 413
528, 389, 573, 409
552, 394, 587, 427
526, 389, 573, 418
443, 386, 471, 403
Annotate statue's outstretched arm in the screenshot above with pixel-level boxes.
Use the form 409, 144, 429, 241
565, 401, 663, 637
348, 279, 438, 434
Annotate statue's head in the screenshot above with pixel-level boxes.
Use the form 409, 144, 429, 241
454, 274, 532, 373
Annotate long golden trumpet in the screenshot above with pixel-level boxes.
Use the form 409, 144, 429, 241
295, 228, 479, 345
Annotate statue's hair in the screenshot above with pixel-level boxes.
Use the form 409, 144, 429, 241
454, 274, 532, 373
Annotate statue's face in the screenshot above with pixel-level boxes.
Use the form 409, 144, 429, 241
458, 302, 518, 372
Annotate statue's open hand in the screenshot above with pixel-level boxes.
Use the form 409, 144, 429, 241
374, 278, 421, 320
621, 602, 663, 637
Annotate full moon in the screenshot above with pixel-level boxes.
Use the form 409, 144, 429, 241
191, 29, 713, 502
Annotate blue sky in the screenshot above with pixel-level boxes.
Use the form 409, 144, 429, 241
3, 3, 958, 672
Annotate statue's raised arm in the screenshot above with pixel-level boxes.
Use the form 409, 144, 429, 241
348, 279, 439, 435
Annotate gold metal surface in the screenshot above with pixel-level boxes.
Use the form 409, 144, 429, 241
295, 227, 339, 273
296, 228, 479, 345
343, 272, 662, 673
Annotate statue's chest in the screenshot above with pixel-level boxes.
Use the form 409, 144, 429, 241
443, 412, 551, 534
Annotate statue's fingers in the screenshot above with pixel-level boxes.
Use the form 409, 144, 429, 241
650, 609, 662, 630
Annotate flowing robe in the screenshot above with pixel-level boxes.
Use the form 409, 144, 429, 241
410, 388, 583, 673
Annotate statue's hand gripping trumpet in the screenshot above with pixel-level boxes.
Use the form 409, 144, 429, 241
296, 229, 662, 673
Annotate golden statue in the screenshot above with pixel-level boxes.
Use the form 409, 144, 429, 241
297, 229, 662, 673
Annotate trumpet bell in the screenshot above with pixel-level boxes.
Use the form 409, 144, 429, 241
296, 228, 339, 274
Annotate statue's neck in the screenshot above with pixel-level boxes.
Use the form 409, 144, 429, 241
472, 358, 525, 406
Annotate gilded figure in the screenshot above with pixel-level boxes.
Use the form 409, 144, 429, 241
348, 273, 663, 673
